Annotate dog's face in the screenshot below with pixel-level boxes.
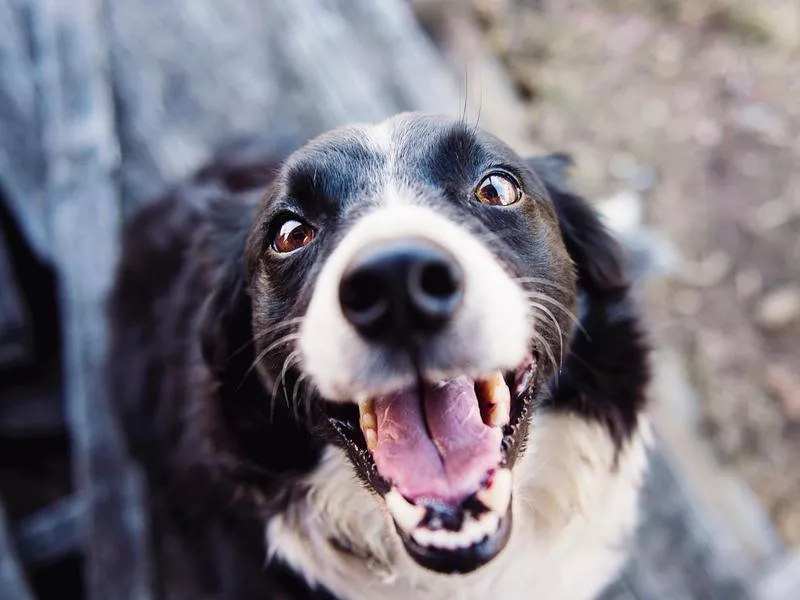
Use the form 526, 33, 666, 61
245, 113, 577, 574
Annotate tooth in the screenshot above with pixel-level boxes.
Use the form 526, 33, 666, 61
477, 372, 510, 427
357, 396, 378, 448
478, 511, 500, 536
385, 489, 425, 533
365, 428, 378, 451
477, 468, 513, 515
461, 516, 482, 546
486, 400, 510, 428
360, 410, 377, 431
412, 528, 433, 547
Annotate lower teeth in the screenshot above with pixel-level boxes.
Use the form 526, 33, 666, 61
385, 467, 513, 550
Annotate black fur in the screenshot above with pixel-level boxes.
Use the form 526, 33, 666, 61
528, 156, 649, 448
109, 117, 648, 598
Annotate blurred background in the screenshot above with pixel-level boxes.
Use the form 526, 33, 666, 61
0, 0, 798, 598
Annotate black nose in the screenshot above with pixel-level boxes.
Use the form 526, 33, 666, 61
339, 242, 463, 342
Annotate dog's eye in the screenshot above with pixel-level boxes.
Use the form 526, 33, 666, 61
273, 218, 314, 253
475, 173, 521, 206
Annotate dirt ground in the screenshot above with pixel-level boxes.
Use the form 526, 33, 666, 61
470, 0, 800, 545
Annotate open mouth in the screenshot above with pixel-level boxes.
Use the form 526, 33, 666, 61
327, 356, 538, 574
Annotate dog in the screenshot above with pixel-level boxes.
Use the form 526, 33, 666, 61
109, 112, 650, 600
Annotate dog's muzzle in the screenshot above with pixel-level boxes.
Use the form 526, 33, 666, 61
299, 205, 535, 573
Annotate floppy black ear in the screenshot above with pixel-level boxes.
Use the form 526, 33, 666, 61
195, 196, 258, 378
526, 154, 648, 448
527, 154, 627, 296
198, 260, 252, 377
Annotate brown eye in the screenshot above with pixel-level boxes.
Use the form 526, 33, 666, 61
475, 173, 521, 206
273, 218, 314, 253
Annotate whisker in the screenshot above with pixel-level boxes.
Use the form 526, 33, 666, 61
528, 302, 564, 367
228, 317, 304, 360
276, 349, 302, 421
290, 372, 315, 427
237, 332, 301, 393
530, 329, 559, 385
523, 291, 587, 338
513, 276, 574, 296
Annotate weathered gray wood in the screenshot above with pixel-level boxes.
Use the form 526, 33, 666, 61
0, 0, 49, 260
32, 0, 154, 598
0, 500, 35, 600
106, 0, 460, 210
13, 496, 83, 568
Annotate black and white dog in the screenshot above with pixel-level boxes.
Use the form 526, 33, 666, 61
110, 113, 649, 600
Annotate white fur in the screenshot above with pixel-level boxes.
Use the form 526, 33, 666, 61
299, 203, 531, 401
266, 414, 650, 600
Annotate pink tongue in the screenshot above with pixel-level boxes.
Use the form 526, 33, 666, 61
373, 377, 502, 504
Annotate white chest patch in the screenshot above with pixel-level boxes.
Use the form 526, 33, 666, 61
266, 413, 650, 600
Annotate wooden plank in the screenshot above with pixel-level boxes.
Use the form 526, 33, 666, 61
31, 0, 155, 598
0, 500, 35, 600
0, 0, 50, 259
105, 0, 460, 209
13, 496, 83, 568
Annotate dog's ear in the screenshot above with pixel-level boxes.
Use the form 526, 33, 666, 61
527, 155, 648, 447
198, 259, 251, 377
526, 154, 627, 295
196, 200, 257, 378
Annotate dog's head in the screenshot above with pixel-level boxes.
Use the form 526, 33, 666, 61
243, 113, 615, 574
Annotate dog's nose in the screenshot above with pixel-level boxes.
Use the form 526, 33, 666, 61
339, 242, 463, 342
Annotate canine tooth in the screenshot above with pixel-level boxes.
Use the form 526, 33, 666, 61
477, 372, 511, 428
360, 411, 377, 431
477, 468, 513, 515
385, 489, 425, 533
358, 396, 375, 420
486, 400, 510, 428
358, 396, 378, 448
365, 428, 378, 451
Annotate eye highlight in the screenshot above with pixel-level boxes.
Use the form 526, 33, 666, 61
272, 217, 314, 253
475, 172, 521, 206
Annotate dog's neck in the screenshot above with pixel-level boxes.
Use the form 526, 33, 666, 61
265, 413, 649, 600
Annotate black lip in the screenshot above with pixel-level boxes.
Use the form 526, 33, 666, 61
397, 509, 513, 574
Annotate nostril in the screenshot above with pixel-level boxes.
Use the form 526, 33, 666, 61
419, 260, 460, 300
409, 257, 463, 322
339, 271, 388, 328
